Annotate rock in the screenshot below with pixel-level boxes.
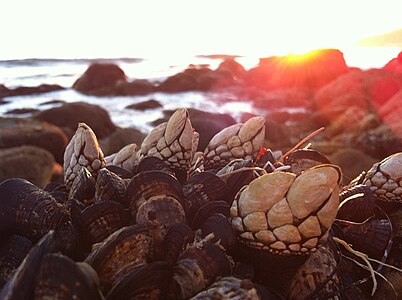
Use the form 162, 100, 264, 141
152, 108, 237, 150
126, 99, 162, 110
0, 84, 64, 98
244, 49, 349, 91
116, 79, 156, 95
72, 63, 127, 95
216, 58, 246, 78
158, 72, 198, 93
100, 127, 147, 156
379, 89, 402, 140
0, 117, 68, 163
0, 145, 55, 188
252, 88, 313, 110
33, 102, 117, 139
328, 148, 378, 185
315, 69, 402, 123
383, 51, 402, 74
38, 99, 65, 106
5, 108, 39, 115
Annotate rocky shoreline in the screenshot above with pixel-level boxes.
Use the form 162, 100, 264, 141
0, 48, 402, 187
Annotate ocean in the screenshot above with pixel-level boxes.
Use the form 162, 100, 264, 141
0, 46, 400, 133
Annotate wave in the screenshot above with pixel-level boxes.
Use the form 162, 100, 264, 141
0, 57, 144, 67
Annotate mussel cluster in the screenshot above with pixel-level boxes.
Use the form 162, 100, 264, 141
0, 108, 401, 299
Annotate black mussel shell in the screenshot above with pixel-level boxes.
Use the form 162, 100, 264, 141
163, 223, 194, 263
287, 244, 341, 300
85, 224, 154, 293
78, 201, 131, 249
136, 156, 173, 175
135, 196, 186, 252
284, 149, 331, 175
106, 261, 172, 300
34, 254, 103, 299
338, 184, 376, 223
217, 159, 255, 204
0, 231, 58, 299
43, 182, 68, 193
0, 235, 32, 288
190, 200, 230, 230
342, 218, 392, 261
182, 172, 227, 223
106, 165, 133, 180
198, 213, 236, 251
126, 170, 185, 216
0, 178, 77, 254
170, 242, 232, 299
69, 167, 96, 207
95, 168, 127, 205
191, 276, 261, 299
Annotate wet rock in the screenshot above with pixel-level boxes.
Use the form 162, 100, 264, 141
158, 72, 198, 93
315, 69, 402, 123
0, 145, 55, 187
383, 51, 402, 74
0, 84, 64, 98
329, 148, 378, 185
38, 100, 65, 106
72, 63, 127, 95
5, 108, 39, 115
0, 117, 68, 163
244, 49, 349, 91
100, 127, 147, 156
33, 102, 117, 139
216, 58, 246, 78
126, 99, 162, 110
252, 88, 313, 110
116, 79, 156, 95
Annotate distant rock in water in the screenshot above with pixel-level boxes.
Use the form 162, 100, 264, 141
126, 99, 162, 110
5, 108, 39, 115
383, 51, 402, 74
38, 99, 66, 106
100, 127, 146, 156
72, 63, 127, 96
33, 102, 117, 139
116, 79, 156, 95
244, 48, 349, 91
0, 117, 67, 164
0, 145, 55, 188
0, 84, 64, 98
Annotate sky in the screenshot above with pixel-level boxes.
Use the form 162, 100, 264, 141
1, 0, 402, 59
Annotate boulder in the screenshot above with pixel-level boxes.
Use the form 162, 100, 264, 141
315, 69, 402, 122
0, 84, 64, 98
329, 148, 378, 185
158, 72, 198, 93
72, 63, 127, 95
0, 145, 55, 188
216, 58, 246, 78
383, 51, 402, 74
33, 102, 117, 139
100, 127, 147, 156
126, 99, 162, 110
244, 49, 349, 91
252, 88, 313, 110
116, 79, 156, 96
0, 117, 68, 163
5, 108, 39, 115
